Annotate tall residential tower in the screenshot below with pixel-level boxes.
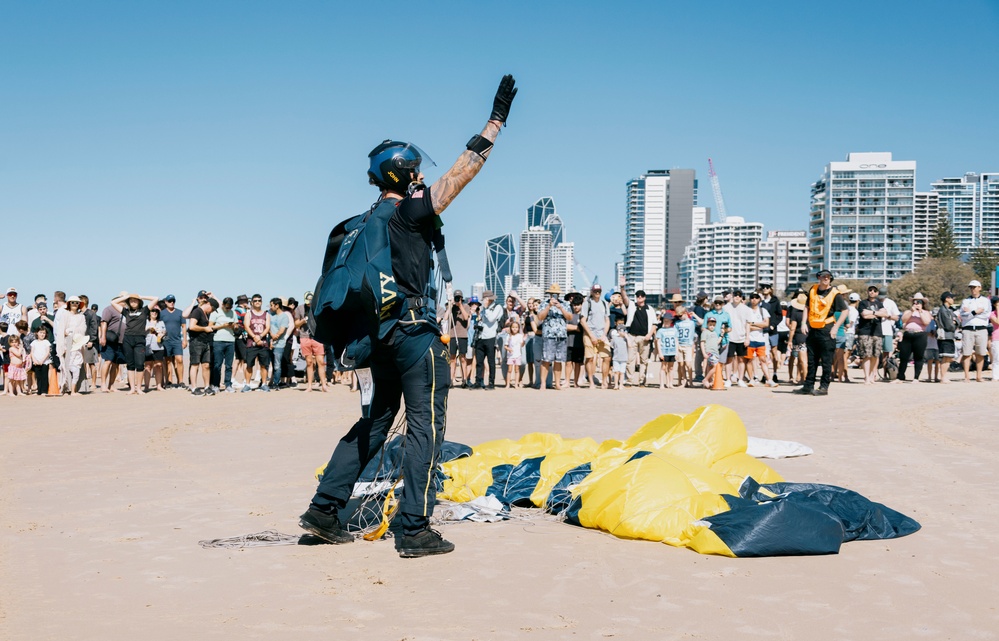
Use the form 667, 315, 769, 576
809, 152, 916, 283
624, 169, 698, 301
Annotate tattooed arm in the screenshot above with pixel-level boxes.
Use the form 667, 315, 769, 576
431, 120, 502, 214
430, 74, 517, 215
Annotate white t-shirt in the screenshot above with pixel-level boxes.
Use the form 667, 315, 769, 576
880, 298, 900, 336
846, 306, 859, 335
30, 338, 52, 365
725, 303, 752, 342
746, 306, 770, 344
960, 295, 991, 328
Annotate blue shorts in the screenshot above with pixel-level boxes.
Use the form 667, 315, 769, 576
163, 339, 184, 358
100, 341, 126, 365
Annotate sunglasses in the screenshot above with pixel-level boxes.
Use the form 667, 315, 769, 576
252, 298, 262, 302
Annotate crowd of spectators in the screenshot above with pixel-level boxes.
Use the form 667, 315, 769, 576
0, 287, 343, 397
438, 278, 999, 390
4, 278, 997, 397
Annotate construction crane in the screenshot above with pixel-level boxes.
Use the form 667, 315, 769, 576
574, 258, 599, 291
708, 157, 728, 223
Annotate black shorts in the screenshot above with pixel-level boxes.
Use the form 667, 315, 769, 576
246, 346, 271, 369
145, 349, 165, 362
660, 355, 676, 363
189, 339, 212, 365
122, 334, 146, 372
568, 338, 585, 364
728, 342, 747, 358
234, 337, 247, 362
777, 332, 789, 353
448, 337, 468, 359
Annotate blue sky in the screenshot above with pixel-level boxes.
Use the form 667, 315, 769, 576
2, 1, 998, 306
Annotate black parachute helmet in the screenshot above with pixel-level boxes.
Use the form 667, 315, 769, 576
367, 140, 435, 194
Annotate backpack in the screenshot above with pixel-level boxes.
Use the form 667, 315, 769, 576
308, 198, 449, 370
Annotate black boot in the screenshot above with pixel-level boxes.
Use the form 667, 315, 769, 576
299, 507, 353, 544
398, 528, 455, 558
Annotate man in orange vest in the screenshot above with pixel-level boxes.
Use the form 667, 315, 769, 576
793, 269, 849, 396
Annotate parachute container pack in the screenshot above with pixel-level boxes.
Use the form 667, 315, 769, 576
431, 404, 919, 557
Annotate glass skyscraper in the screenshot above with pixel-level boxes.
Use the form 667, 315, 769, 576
484, 234, 515, 299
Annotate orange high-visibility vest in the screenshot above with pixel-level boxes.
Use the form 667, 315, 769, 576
808, 285, 838, 329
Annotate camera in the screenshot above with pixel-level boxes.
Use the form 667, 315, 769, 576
454, 295, 462, 302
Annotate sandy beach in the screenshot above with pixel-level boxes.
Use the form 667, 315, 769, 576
3, 376, 998, 640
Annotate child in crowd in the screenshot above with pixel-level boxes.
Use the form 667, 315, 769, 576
31, 325, 52, 396
504, 320, 525, 388
0, 322, 9, 395
610, 318, 628, 390
6, 334, 27, 396
655, 311, 678, 389
673, 306, 697, 388
925, 317, 940, 382
701, 317, 721, 388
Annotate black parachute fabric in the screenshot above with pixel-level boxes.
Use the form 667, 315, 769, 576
699, 478, 922, 557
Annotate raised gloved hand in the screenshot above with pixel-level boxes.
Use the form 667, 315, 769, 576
490, 74, 518, 125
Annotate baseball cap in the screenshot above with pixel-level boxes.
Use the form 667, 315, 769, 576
969, 279, 982, 287
940, 291, 954, 302
454, 289, 463, 297
749, 292, 761, 299
816, 269, 834, 279
848, 293, 860, 302
758, 282, 772, 288
661, 310, 675, 321
635, 290, 646, 297
164, 294, 176, 302
591, 284, 602, 291
197, 290, 208, 299
303, 292, 313, 303
6, 287, 16, 295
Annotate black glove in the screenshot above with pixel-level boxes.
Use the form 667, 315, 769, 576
490, 74, 518, 125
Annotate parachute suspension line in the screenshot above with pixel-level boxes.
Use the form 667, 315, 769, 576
348, 411, 409, 540
198, 531, 303, 549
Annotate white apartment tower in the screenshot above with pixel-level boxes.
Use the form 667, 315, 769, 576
678, 217, 764, 301
809, 152, 916, 283
519, 228, 553, 300
624, 169, 697, 301
913, 192, 940, 264
757, 230, 810, 295
551, 242, 575, 295
931, 172, 999, 252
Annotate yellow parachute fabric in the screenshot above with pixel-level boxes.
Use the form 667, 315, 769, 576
439, 404, 784, 555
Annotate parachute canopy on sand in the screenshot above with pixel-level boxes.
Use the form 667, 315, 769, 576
438, 405, 919, 557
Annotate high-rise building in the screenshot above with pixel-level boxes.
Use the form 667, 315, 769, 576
484, 234, 515, 299
527, 197, 556, 229
692, 206, 711, 238
678, 216, 764, 301
809, 152, 916, 283
519, 228, 553, 300
757, 230, 810, 296
913, 192, 940, 264
624, 169, 698, 301
545, 213, 564, 247
931, 173, 999, 252
552, 242, 574, 295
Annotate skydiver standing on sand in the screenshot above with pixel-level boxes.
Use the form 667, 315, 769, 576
299, 75, 518, 558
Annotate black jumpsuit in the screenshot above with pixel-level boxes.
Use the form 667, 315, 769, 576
310, 187, 450, 533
